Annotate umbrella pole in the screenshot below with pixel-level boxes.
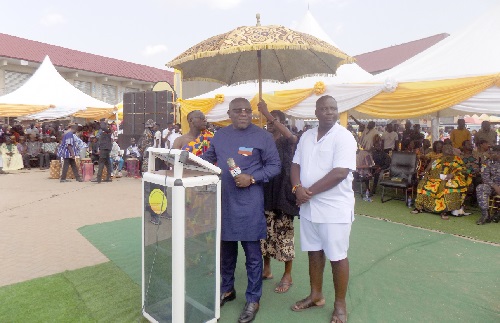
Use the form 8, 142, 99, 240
258, 50, 263, 127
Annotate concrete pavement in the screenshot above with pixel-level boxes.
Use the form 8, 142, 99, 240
0, 169, 141, 287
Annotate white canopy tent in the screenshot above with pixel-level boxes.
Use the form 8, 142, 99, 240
0, 56, 113, 120
185, 10, 383, 123
369, 2, 500, 115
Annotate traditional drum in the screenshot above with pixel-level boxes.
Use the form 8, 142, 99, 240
80, 158, 93, 182
49, 160, 61, 179
126, 158, 140, 177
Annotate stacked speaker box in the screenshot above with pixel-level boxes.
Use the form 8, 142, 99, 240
120, 90, 176, 149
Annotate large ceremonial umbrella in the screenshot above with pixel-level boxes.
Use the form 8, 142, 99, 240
167, 15, 354, 101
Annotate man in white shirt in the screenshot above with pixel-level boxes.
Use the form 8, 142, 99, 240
162, 123, 173, 148
381, 123, 399, 153
163, 123, 181, 148
290, 95, 357, 323
153, 123, 162, 148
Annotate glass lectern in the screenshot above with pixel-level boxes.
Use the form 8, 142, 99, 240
142, 148, 221, 323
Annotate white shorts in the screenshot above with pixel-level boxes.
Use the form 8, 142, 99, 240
300, 217, 352, 261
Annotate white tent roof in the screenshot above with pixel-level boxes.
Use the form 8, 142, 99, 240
369, 3, 500, 115
192, 10, 378, 122
373, 3, 500, 82
0, 56, 113, 119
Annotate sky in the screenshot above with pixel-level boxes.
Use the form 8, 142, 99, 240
0, 0, 498, 70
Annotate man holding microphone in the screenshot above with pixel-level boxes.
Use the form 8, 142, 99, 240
202, 98, 281, 323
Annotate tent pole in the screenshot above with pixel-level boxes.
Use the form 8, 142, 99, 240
431, 111, 440, 142
257, 50, 263, 127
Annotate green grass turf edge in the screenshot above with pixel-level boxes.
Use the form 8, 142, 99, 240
0, 262, 146, 323
354, 195, 500, 244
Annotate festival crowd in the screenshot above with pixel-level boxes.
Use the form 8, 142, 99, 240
2, 99, 499, 323
351, 117, 500, 225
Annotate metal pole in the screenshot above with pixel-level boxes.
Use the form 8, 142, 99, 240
258, 50, 263, 127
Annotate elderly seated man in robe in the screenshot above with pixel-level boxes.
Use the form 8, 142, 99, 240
0, 136, 24, 171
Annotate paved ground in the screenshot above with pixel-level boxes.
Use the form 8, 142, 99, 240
0, 169, 141, 287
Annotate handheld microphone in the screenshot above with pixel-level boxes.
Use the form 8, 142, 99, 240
227, 158, 241, 177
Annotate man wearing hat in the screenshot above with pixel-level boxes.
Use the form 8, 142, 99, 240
138, 119, 156, 173
476, 145, 500, 224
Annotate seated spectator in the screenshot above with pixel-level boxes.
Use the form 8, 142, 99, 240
426, 140, 444, 161
17, 136, 29, 169
422, 139, 432, 155
476, 145, 500, 224
0, 136, 24, 171
474, 139, 491, 164
461, 140, 481, 207
125, 137, 140, 159
412, 144, 471, 219
40, 136, 58, 169
27, 135, 42, 168
443, 138, 461, 155
110, 138, 124, 177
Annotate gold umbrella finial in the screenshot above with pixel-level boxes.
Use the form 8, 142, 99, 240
256, 13, 261, 26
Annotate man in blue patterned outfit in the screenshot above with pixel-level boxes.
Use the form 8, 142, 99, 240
58, 124, 82, 183
202, 97, 281, 323
476, 145, 500, 224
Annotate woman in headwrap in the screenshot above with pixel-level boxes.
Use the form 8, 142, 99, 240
138, 119, 156, 173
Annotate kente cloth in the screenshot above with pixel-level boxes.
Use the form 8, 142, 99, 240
415, 155, 471, 213
181, 130, 214, 156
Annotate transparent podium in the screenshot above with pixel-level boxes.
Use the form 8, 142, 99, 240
142, 148, 221, 323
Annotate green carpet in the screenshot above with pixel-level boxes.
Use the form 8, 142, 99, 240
0, 262, 143, 322
79, 217, 142, 284
77, 215, 499, 322
354, 194, 500, 244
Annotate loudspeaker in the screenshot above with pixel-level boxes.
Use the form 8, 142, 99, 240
122, 90, 175, 138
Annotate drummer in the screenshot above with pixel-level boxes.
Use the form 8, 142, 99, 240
125, 137, 140, 160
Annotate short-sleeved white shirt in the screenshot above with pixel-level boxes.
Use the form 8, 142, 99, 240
167, 132, 181, 148
153, 130, 162, 148
292, 123, 357, 224
381, 131, 398, 150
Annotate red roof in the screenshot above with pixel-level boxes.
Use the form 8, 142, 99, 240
354, 33, 449, 74
0, 33, 173, 84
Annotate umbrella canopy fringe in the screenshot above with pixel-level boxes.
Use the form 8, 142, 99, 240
168, 44, 354, 68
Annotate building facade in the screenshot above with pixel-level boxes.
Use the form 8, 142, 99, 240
0, 33, 174, 105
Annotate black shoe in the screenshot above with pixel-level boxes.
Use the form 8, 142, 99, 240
60, 179, 71, 183
103, 179, 112, 182
76, 178, 83, 182
220, 289, 236, 306
91, 179, 101, 183
238, 302, 259, 323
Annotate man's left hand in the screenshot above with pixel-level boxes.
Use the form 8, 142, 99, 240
234, 174, 253, 188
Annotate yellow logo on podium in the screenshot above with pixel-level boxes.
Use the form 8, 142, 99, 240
149, 189, 167, 214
